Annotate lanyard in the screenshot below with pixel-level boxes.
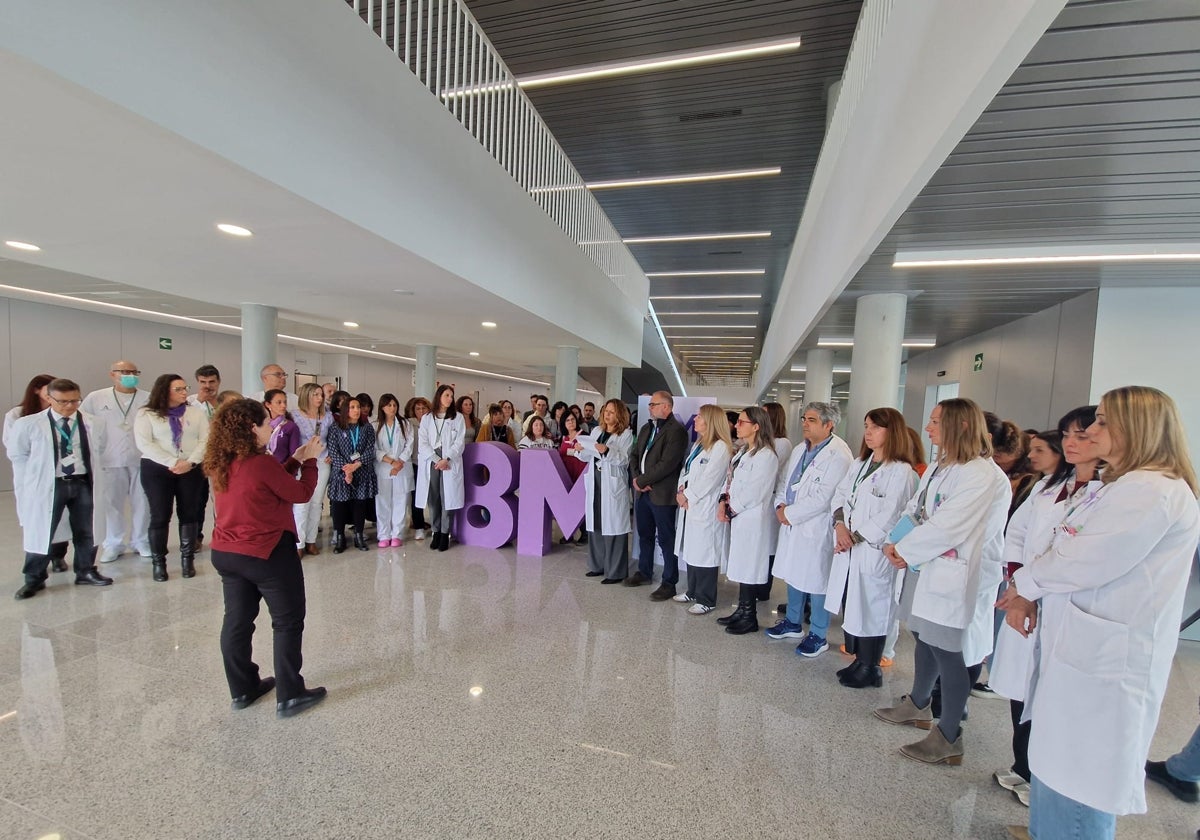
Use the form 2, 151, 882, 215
57, 415, 75, 448
434, 415, 446, 443
201, 400, 214, 420
112, 388, 136, 423
684, 442, 703, 472
348, 425, 361, 452
384, 421, 396, 449
914, 463, 944, 517
852, 458, 882, 493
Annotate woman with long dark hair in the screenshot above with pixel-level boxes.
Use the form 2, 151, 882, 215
204, 398, 326, 718
325, 397, 377, 553
456, 395, 479, 438
405, 397, 432, 541
134, 374, 209, 581
374, 393, 413, 548
416, 385, 466, 551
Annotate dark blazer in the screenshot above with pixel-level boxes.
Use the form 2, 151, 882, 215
631, 413, 687, 506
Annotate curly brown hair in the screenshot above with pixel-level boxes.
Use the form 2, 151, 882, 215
203, 398, 267, 493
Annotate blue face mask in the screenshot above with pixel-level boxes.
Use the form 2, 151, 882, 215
119, 374, 139, 389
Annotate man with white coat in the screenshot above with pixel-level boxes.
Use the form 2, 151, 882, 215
763, 401, 853, 658
81, 360, 151, 563
9, 378, 113, 599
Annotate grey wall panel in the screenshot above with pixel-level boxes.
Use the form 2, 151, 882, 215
119, 318, 207, 386
0, 298, 11, 493
9, 300, 123, 396
957, 330, 1003, 415
994, 305, 1059, 430
1048, 290, 1097, 426
200, 332, 242, 392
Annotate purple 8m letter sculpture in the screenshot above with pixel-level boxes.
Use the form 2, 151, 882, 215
516, 448, 587, 556
458, 442, 520, 549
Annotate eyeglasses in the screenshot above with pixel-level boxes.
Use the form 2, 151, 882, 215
50, 397, 81, 406
648, 401, 665, 408
170, 386, 190, 393
735, 419, 753, 426
266, 371, 287, 379
112, 369, 141, 375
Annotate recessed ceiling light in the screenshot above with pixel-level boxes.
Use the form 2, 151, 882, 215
892, 244, 1200, 268
519, 36, 801, 88
481, 321, 497, 328
625, 231, 771, 245
392, 289, 415, 295
588, 167, 780, 191
646, 270, 765, 278
216, 223, 253, 237
4, 240, 40, 251
343, 321, 359, 328
469, 351, 480, 357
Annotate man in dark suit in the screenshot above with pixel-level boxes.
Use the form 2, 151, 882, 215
626, 391, 687, 600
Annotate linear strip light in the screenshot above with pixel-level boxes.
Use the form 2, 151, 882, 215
661, 324, 757, 329
646, 270, 765, 278
519, 36, 802, 89
626, 231, 771, 244
656, 311, 760, 317
817, 337, 937, 348
790, 366, 852, 374
589, 168, 780, 191
651, 294, 762, 300
893, 244, 1200, 268
0, 284, 558, 388
647, 302, 688, 397
660, 334, 753, 339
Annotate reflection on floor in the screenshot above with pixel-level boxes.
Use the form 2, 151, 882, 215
1, 490, 1198, 839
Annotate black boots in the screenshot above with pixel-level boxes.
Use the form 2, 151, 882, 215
179, 523, 198, 578
353, 529, 368, 551
149, 526, 169, 582
841, 635, 884, 689
429, 532, 450, 551
333, 532, 347, 554
724, 585, 760, 635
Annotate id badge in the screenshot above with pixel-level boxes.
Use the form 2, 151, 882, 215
350, 451, 361, 461
61, 454, 77, 468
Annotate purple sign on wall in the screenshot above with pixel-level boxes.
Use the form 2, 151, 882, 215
458, 442, 520, 549
516, 448, 587, 556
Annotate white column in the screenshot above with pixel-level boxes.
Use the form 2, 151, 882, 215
605, 366, 623, 401
240, 304, 278, 394
415, 344, 437, 400
554, 346, 579, 406
805, 348, 834, 404
845, 293, 907, 451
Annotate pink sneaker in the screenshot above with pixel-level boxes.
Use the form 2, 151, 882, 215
390, 539, 403, 547
378, 539, 390, 548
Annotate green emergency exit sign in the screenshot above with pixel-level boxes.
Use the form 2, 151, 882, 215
159, 337, 173, 350
973, 352, 983, 372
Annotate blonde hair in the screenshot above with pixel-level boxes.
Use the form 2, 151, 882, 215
601, 399, 630, 435
297, 382, 325, 416
937, 398, 993, 465
697, 403, 733, 454
1099, 386, 1198, 495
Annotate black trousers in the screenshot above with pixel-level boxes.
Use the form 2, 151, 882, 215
330, 499, 368, 534
23, 476, 97, 582
1010, 699, 1032, 781
211, 533, 308, 702
139, 459, 207, 530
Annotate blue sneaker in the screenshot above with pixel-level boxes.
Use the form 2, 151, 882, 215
764, 619, 805, 640
796, 633, 829, 658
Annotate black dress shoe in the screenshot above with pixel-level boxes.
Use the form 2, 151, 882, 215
585, 571, 603, 577
14, 581, 46, 600
649, 584, 676, 601
1146, 760, 1200, 803
51, 556, 69, 573
74, 569, 113, 586
601, 577, 624, 584
277, 686, 327, 719
623, 571, 650, 587
231, 677, 276, 710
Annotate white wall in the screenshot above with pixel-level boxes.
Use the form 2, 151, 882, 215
0, 296, 600, 491
902, 291, 1098, 434
1091, 287, 1200, 461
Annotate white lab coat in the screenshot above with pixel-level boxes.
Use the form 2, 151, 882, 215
725, 446, 779, 585
988, 475, 1080, 702
5, 407, 67, 540
374, 419, 415, 496
574, 428, 633, 536
772, 436, 855, 595
825, 459, 919, 636
80, 387, 149, 468
674, 441, 732, 568
766, 437, 794, 555
894, 458, 1011, 664
415, 413, 467, 510
1014, 470, 1200, 815
6, 408, 108, 553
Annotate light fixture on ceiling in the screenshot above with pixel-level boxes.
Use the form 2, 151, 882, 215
817, 337, 937, 348
892, 244, 1200, 268
481, 321, 497, 328
518, 36, 802, 89
4, 240, 40, 252
654, 311, 759, 317
216, 223, 253, 237
646, 270, 765, 278
651, 294, 762, 300
392, 289, 415, 295
588, 167, 780, 191
790, 365, 852, 374
625, 231, 771, 245
469, 351, 480, 357
660, 325, 757, 330
646, 302, 688, 397
661, 334, 753, 339
343, 321, 359, 328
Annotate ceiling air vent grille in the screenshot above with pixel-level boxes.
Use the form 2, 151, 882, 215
678, 108, 742, 123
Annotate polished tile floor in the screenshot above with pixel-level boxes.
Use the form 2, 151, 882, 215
2, 490, 1199, 839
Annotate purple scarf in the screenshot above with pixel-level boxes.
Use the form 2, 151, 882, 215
167, 403, 188, 450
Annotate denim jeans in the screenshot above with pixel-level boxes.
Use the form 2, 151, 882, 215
1167, 720, 1200, 781
784, 584, 829, 639
1029, 775, 1115, 840
634, 493, 678, 585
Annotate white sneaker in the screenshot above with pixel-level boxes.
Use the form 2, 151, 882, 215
687, 603, 714, 615
671, 593, 693, 603
413, 529, 425, 541
133, 543, 152, 558
994, 769, 1026, 791
1013, 783, 1030, 807
98, 545, 124, 564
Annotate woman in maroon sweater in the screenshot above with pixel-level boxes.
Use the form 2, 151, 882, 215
203, 398, 326, 719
